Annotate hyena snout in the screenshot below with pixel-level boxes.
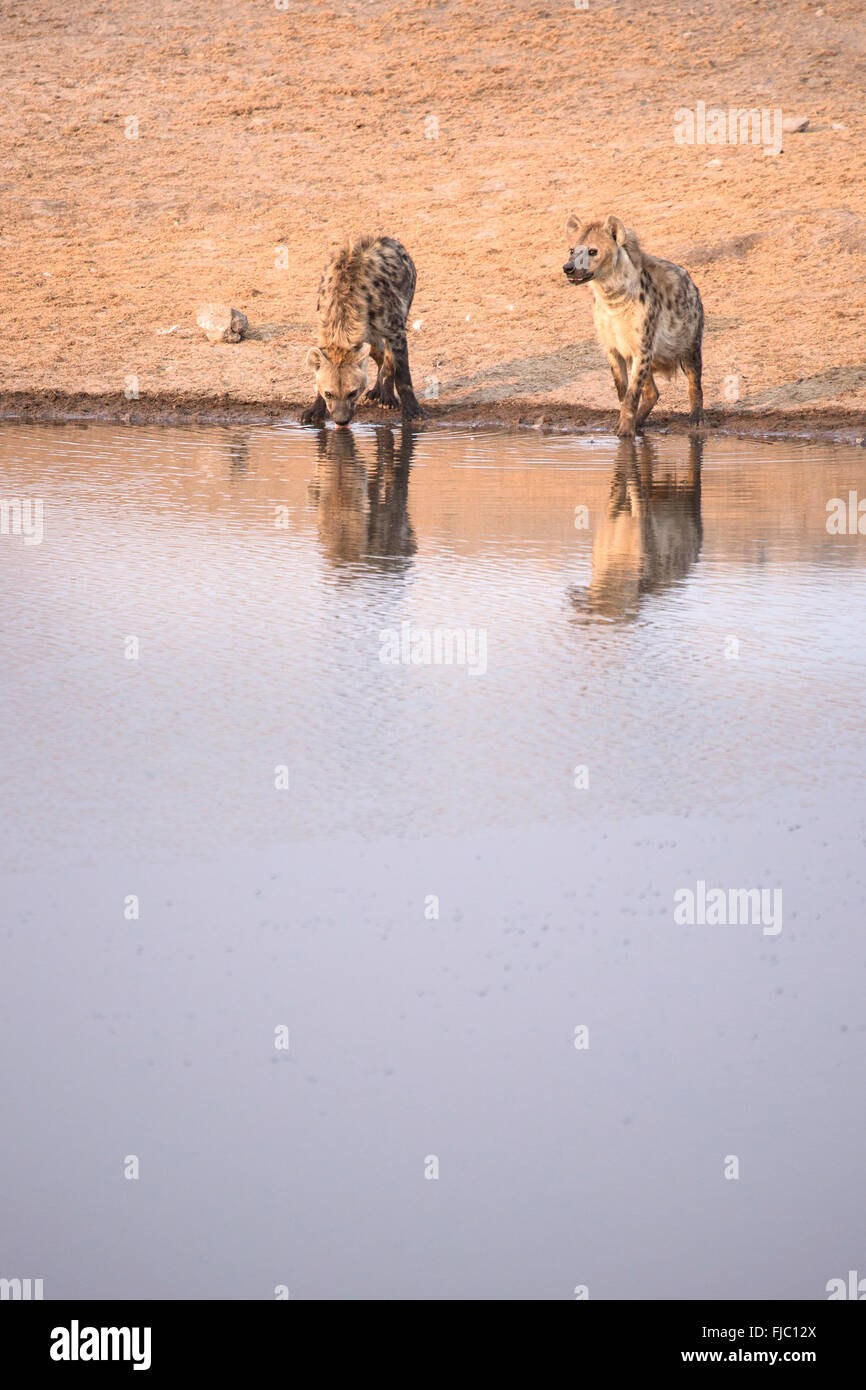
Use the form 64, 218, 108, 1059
563, 251, 592, 283
330, 373, 367, 425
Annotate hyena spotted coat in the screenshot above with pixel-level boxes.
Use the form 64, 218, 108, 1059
563, 214, 704, 437
302, 235, 424, 427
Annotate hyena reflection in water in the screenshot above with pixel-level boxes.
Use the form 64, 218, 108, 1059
306, 426, 418, 570
569, 436, 703, 622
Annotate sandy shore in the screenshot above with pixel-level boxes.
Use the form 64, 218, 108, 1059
3, 0, 865, 438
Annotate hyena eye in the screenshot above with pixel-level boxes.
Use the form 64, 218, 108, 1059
323, 392, 333, 401
588, 248, 598, 257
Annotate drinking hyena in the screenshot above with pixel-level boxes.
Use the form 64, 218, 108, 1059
302, 235, 425, 427
563, 214, 704, 436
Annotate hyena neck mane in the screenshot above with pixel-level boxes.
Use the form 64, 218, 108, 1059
318, 236, 374, 352
315, 342, 364, 366
594, 231, 645, 307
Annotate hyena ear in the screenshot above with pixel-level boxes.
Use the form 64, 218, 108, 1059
306, 347, 325, 370
354, 342, 371, 362
604, 215, 627, 246
565, 213, 582, 239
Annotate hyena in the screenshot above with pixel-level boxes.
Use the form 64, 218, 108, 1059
563, 214, 704, 437
302, 235, 424, 427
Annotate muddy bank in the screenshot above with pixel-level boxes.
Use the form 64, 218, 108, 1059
1, 390, 863, 446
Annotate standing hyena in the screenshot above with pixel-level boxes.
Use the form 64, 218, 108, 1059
302, 235, 425, 427
563, 214, 704, 437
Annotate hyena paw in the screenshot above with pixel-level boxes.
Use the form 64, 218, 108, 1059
367, 385, 400, 409
300, 406, 324, 425
616, 413, 636, 438
402, 400, 427, 421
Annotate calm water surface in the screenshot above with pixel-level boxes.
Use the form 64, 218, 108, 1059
1, 421, 864, 1298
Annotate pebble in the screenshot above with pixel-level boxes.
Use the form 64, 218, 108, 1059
196, 303, 249, 344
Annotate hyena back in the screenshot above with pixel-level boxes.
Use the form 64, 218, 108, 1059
302, 235, 424, 427
563, 214, 704, 437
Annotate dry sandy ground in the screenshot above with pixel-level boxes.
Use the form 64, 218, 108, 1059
2, 0, 865, 435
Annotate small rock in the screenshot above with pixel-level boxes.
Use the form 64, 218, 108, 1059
782, 115, 809, 133
706, 158, 723, 169
196, 303, 249, 344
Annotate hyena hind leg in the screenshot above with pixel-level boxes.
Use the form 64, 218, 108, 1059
635, 373, 660, 430
684, 347, 704, 426
392, 333, 426, 420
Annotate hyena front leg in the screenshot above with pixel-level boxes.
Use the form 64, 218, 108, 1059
300, 394, 327, 426
617, 353, 651, 437
391, 331, 426, 420
364, 342, 386, 402
635, 372, 659, 430
606, 349, 628, 403
364, 342, 400, 408
618, 318, 657, 438
684, 344, 704, 426
376, 349, 400, 409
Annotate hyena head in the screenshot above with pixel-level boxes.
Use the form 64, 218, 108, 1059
563, 213, 629, 285
306, 343, 371, 426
